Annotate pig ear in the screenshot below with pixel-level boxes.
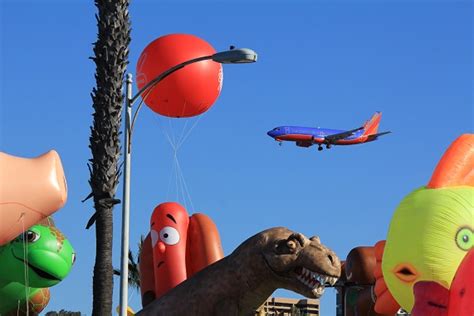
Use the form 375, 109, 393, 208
427, 134, 474, 188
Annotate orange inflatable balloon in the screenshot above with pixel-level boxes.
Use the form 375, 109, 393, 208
186, 213, 224, 278
0, 151, 67, 245
136, 34, 223, 118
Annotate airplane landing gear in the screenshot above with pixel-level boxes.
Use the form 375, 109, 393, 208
278, 142, 282, 146
318, 145, 323, 151
326, 144, 332, 149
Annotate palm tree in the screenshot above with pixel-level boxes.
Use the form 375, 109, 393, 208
86, 0, 130, 315
114, 249, 141, 291
113, 236, 145, 292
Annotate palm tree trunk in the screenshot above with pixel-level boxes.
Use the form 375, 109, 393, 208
88, 0, 130, 315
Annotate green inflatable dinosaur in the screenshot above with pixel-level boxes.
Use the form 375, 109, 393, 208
0, 217, 75, 315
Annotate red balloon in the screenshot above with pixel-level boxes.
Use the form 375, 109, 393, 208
136, 34, 223, 118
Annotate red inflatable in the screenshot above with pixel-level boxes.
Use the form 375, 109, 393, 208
136, 34, 223, 118
447, 249, 474, 316
146, 202, 224, 302
150, 202, 190, 299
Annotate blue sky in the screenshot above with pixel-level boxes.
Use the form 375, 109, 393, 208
1, 0, 472, 314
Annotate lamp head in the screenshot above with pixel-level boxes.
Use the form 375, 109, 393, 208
212, 48, 258, 64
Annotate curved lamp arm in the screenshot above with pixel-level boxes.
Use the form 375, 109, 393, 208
130, 55, 213, 105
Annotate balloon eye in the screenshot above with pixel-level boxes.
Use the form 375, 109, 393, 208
72, 253, 76, 264
19, 231, 40, 243
456, 227, 473, 251
159, 226, 180, 245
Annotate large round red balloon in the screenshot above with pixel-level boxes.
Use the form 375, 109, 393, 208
136, 34, 223, 118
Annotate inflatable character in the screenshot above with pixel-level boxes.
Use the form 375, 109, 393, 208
0, 217, 75, 315
139, 202, 223, 306
0, 150, 67, 245
374, 134, 474, 315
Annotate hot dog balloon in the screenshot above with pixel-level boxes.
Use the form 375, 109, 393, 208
150, 202, 190, 299
144, 202, 223, 304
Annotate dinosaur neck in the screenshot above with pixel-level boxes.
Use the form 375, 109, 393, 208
225, 248, 280, 312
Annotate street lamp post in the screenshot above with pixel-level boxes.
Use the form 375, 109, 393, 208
118, 47, 257, 316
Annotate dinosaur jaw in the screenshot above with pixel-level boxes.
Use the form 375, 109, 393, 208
293, 266, 338, 298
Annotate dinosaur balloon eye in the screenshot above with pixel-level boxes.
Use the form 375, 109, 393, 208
159, 226, 180, 245
72, 253, 76, 265
455, 227, 473, 251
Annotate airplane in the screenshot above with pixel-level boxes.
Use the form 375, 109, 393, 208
267, 112, 391, 151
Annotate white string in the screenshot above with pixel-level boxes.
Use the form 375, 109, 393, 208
176, 114, 204, 150
174, 153, 188, 211
154, 112, 202, 213
19, 213, 29, 315
175, 155, 195, 214
173, 153, 182, 205
174, 150, 179, 202
165, 152, 178, 201
167, 116, 177, 149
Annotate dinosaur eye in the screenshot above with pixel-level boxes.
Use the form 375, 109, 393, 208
159, 226, 180, 245
17, 231, 40, 243
455, 227, 473, 251
72, 253, 76, 265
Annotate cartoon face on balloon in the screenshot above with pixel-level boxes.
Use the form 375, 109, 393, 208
150, 202, 189, 298
382, 134, 474, 314
382, 187, 473, 312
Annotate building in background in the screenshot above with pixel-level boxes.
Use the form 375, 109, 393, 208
256, 297, 320, 316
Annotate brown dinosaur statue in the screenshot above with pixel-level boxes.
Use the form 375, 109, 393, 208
137, 227, 341, 316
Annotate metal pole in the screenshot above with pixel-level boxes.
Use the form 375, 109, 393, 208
119, 73, 133, 316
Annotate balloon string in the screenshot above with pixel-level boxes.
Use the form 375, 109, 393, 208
176, 119, 190, 149
175, 155, 195, 214
174, 152, 187, 210
19, 213, 29, 315
176, 114, 204, 150
155, 115, 198, 212
165, 153, 177, 201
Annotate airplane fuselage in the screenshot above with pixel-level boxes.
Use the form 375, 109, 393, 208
267, 126, 371, 146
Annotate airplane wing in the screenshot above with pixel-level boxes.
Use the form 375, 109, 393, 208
324, 126, 364, 143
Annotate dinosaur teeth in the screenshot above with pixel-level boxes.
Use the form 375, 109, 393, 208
328, 276, 338, 286
311, 284, 325, 296
295, 267, 337, 291
321, 275, 329, 284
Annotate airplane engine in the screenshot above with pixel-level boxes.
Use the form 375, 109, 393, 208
296, 141, 311, 148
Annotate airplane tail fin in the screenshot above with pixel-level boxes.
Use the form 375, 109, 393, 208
362, 112, 382, 136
